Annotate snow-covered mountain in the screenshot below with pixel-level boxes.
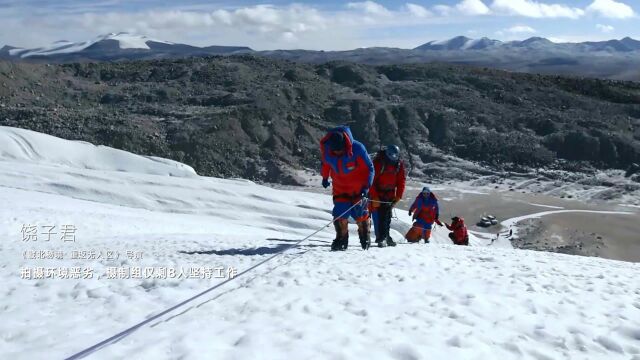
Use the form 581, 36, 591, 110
580, 37, 640, 52
0, 32, 251, 62
7, 33, 173, 58
415, 35, 640, 53
262, 35, 640, 80
2, 33, 640, 80
1, 126, 638, 359
415, 36, 503, 51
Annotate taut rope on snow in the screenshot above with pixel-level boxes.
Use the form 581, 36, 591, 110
369, 199, 395, 204
64, 199, 365, 360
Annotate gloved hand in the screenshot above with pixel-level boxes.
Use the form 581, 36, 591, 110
408, 210, 413, 217
322, 178, 331, 189
360, 188, 369, 199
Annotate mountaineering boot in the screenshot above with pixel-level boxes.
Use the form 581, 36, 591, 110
331, 238, 342, 251
332, 219, 349, 251
378, 204, 392, 249
386, 236, 397, 247
340, 235, 349, 251
331, 220, 343, 251
360, 232, 371, 250
358, 222, 371, 250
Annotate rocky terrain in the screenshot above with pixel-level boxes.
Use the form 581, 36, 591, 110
1, 56, 639, 190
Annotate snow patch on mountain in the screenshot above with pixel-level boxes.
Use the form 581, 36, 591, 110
108, 32, 170, 49
8, 33, 172, 58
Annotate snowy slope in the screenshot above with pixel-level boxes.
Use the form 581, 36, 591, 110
1, 127, 639, 360
0, 126, 195, 177
8, 33, 172, 58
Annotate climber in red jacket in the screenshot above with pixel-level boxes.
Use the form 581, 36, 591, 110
320, 125, 374, 251
370, 145, 406, 248
405, 187, 442, 244
445, 217, 469, 246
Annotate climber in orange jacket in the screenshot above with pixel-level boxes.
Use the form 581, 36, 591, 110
370, 145, 406, 248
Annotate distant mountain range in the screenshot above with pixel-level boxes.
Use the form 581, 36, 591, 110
2, 33, 640, 81
414, 35, 640, 52
0, 33, 252, 62
261, 36, 640, 81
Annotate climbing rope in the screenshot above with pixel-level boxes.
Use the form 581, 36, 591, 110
64, 199, 365, 360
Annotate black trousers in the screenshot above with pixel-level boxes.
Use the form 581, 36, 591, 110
376, 203, 393, 241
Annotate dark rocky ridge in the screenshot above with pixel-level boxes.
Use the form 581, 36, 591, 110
0, 56, 639, 185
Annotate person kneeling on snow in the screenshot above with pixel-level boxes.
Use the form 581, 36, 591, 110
405, 187, 442, 244
445, 216, 469, 246
320, 126, 374, 251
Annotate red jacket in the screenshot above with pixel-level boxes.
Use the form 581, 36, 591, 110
410, 192, 440, 226
370, 152, 406, 202
320, 126, 374, 197
446, 219, 468, 242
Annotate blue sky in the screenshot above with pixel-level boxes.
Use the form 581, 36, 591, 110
0, 0, 637, 50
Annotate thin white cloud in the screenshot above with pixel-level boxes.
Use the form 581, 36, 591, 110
495, 25, 536, 40
346, 1, 391, 17
548, 34, 620, 43
490, 0, 585, 19
281, 31, 297, 42
586, 0, 635, 19
596, 24, 615, 33
506, 25, 537, 34
456, 0, 491, 16
6, 2, 447, 50
78, 5, 328, 38
432, 4, 453, 16
432, 0, 490, 17
405, 3, 432, 18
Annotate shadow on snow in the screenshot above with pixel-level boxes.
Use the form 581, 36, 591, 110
179, 238, 330, 256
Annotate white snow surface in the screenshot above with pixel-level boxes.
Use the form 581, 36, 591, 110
528, 203, 565, 210
621, 204, 640, 209
8, 33, 172, 58
1, 127, 639, 360
0, 126, 196, 177
425, 37, 483, 50
461, 38, 480, 49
